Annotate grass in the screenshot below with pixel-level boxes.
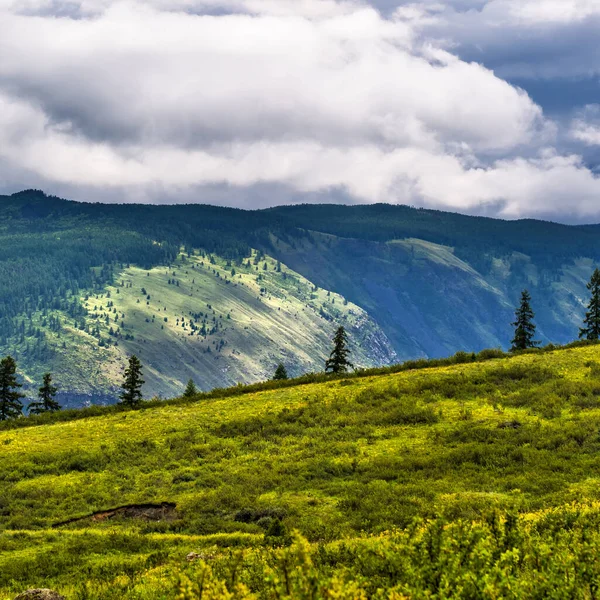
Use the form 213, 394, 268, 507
3, 344, 600, 596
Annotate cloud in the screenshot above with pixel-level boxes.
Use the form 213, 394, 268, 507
572, 105, 600, 146
504, 0, 600, 25
401, 0, 600, 81
0, 0, 600, 220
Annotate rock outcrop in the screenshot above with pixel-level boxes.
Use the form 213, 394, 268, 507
14, 590, 65, 600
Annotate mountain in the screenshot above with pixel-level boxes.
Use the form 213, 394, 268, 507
1, 189, 600, 403
3, 344, 600, 597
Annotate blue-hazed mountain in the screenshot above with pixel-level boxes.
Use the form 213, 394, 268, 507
1, 190, 598, 405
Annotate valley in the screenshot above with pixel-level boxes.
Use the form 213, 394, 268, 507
2, 190, 600, 403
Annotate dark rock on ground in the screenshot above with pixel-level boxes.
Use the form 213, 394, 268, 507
498, 420, 522, 429
14, 590, 65, 600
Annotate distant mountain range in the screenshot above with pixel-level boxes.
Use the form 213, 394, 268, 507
2, 189, 599, 405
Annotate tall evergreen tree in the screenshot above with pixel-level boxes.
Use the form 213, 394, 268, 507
325, 326, 354, 374
0, 356, 24, 421
28, 373, 60, 415
580, 268, 600, 341
120, 355, 145, 407
183, 378, 198, 398
273, 363, 288, 381
511, 290, 539, 351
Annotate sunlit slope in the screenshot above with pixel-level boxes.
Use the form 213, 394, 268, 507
12, 250, 395, 405
4, 345, 600, 597
4, 344, 600, 535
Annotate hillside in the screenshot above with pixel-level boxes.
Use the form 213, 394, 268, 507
2, 189, 600, 402
3, 344, 600, 597
14, 249, 394, 405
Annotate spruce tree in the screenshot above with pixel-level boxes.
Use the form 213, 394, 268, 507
183, 378, 198, 398
580, 268, 600, 341
28, 373, 60, 415
0, 356, 24, 421
511, 290, 539, 351
325, 326, 354, 374
273, 363, 288, 381
120, 355, 145, 407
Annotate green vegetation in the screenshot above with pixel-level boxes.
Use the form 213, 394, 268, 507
3, 344, 600, 597
4, 190, 600, 404
183, 379, 198, 398
0, 243, 394, 405
273, 363, 288, 381
28, 373, 60, 415
580, 267, 600, 340
325, 326, 353, 374
120, 355, 145, 408
6, 192, 600, 596
0, 356, 24, 421
511, 290, 539, 351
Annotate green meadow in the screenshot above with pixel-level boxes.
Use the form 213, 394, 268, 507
3, 344, 600, 597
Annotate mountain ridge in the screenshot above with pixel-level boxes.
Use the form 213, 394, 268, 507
2, 189, 600, 403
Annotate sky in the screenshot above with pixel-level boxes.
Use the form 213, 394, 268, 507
0, 0, 600, 221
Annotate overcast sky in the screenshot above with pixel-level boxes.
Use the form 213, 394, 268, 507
1, 0, 600, 221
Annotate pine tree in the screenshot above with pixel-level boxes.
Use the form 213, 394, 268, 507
183, 379, 198, 398
28, 373, 60, 415
580, 268, 600, 341
0, 356, 24, 421
273, 363, 288, 381
511, 290, 539, 351
120, 355, 145, 407
325, 326, 354, 374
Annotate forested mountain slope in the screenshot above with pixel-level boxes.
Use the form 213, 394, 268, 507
1, 189, 599, 402
65, 251, 393, 403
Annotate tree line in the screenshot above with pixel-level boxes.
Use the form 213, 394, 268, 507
0, 323, 355, 418
511, 268, 600, 351
0, 360, 60, 420
1, 268, 600, 420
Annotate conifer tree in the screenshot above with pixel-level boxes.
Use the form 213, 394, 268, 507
273, 363, 288, 381
183, 378, 198, 398
0, 356, 24, 421
28, 373, 60, 415
120, 355, 145, 407
511, 290, 539, 351
580, 268, 600, 341
325, 326, 354, 374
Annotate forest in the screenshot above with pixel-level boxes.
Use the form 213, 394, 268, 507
3, 189, 600, 403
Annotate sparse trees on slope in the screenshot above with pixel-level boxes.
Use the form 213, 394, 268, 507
325, 326, 354, 374
511, 290, 539, 351
0, 356, 24, 421
580, 268, 600, 341
273, 363, 288, 381
29, 373, 60, 414
120, 355, 145, 407
183, 379, 198, 398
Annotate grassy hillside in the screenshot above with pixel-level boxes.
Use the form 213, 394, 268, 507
11, 249, 394, 405
3, 345, 600, 597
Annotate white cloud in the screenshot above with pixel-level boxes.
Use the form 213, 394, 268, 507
1, 0, 543, 153
400, 0, 600, 80
505, 0, 600, 25
1, 0, 600, 220
572, 105, 600, 146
